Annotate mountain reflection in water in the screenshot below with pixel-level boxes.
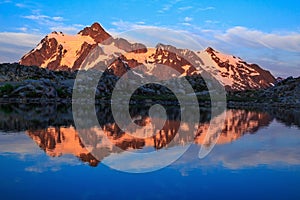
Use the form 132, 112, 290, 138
1, 103, 299, 167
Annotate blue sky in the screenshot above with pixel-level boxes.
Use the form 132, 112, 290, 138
0, 0, 299, 77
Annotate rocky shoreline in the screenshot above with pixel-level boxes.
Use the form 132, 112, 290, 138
0, 63, 299, 108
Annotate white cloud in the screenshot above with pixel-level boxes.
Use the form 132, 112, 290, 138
181, 22, 191, 26
16, 27, 28, 32
184, 17, 193, 22
215, 26, 300, 52
0, 32, 42, 47
50, 24, 84, 34
0, 32, 42, 62
103, 145, 190, 173
52, 16, 64, 21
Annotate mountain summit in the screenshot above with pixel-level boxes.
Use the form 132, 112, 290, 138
19, 22, 275, 91
78, 22, 111, 43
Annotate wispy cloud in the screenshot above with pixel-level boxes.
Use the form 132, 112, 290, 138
181, 22, 191, 26
111, 20, 206, 50
23, 12, 84, 34
136, 21, 145, 25
158, 4, 172, 13
178, 6, 193, 11
16, 27, 28, 32
215, 26, 300, 52
111, 19, 300, 52
111, 20, 163, 32
197, 6, 215, 11
205, 20, 219, 24
24, 14, 49, 20
158, 0, 182, 13
23, 14, 64, 23
25, 156, 81, 173
15, 3, 26, 8
0, 0, 11, 4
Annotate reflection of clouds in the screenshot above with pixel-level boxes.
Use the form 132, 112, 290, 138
174, 121, 300, 171
102, 145, 190, 173
24, 156, 81, 173
0, 132, 81, 173
0, 132, 41, 155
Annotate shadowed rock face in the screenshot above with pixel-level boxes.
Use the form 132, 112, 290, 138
20, 38, 59, 67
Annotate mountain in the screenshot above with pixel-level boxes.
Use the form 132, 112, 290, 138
19, 22, 146, 71
19, 22, 275, 91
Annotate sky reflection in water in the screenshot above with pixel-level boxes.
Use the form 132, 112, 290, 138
0, 104, 300, 199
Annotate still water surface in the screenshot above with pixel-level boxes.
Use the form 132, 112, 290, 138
0, 104, 300, 199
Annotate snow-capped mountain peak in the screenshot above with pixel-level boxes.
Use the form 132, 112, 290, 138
19, 22, 275, 91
